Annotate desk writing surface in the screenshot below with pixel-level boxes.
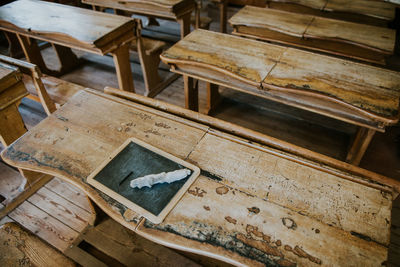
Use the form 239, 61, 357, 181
0, 63, 21, 93
0, 0, 136, 50
161, 30, 286, 85
0, 89, 395, 266
325, 0, 396, 20
264, 47, 400, 118
229, 6, 313, 38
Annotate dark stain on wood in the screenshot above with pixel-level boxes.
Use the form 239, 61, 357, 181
203, 205, 210, 211
225, 216, 237, 224
247, 207, 260, 214
281, 217, 297, 230
216, 186, 229, 195
187, 187, 206, 197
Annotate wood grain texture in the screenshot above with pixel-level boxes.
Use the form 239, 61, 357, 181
82, 0, 196, 19
267, 0, 327, 10
230, 6, 396, 53
324, 0, 396, 21
264, 48, 400, 118
1, 89, 396, 266
0, 0, 136, 54
161, 30, 400, 127
229, 6, 313, 38
161, 29, 286, 85
0, 222, 76, 266
137, 175, 388, 266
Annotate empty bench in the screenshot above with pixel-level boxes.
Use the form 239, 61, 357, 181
160, 29, 400, 165
229, 6, 397, 65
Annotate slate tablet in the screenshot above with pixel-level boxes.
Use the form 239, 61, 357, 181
87, 137, 200, 224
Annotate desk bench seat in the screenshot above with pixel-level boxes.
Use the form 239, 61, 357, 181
229, 6, 397, 65
160, 29, 400, 164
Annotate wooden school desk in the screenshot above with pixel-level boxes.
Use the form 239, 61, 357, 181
0, 0, 137, 92
2, 88, 399, 266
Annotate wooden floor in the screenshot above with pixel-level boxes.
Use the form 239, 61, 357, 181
1, 2, 400, 266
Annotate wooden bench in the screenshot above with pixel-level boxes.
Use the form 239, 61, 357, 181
0, 0, 137, 92
0, 62, 52, 219
0, 222, 76, 266
266, 0, 398, 27
82, 0, 197, 39
160, 29, 400, 165
229, 6, 397, 65
2, 87, 399, 266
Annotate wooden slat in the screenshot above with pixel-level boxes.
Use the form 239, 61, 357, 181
0, 222, 76, 266
45, 177, 92, 213
28, 187, 92, 233
8, 201, 79, 252
0, 162, 25, 203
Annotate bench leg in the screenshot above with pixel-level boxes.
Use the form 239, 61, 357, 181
346, 127, 376, 165
178, 12, 192, 38
184, 76, 199, 111
52, 44, 81, 75
0, 103, 40, 185
111, 43, 135, 93
219, 0, 228, 33
16, 35, 57, 76
206, 82, 221, 115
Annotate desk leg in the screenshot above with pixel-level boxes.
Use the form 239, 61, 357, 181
206, 82, 220, 115
52, 44, 81, 74
16, 35, 56, 76
111, 43, 135, 92
178, 12, 192, 38
346, 127, 376, 165
184, 76, 198, 111
219, 0, 228, 33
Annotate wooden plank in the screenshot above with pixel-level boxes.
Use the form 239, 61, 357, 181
8, 201, 79, 252
324, 0, 396, 21
45, 177, 92, 213
229, 6, 313, 38
0, 222, 76, 266
264, 47, 400, 120
161, 29, 286, 85
83, 218, 200, 266
0, 0, 136, 54
137, 175, 388, 266
305, 16, 395, 53
28, 187, 92, 233
0, 162, 25, 203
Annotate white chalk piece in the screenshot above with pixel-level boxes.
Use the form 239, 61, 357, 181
130, 168, 191, 189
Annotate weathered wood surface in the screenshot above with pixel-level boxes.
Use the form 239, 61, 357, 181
0, 222, 76, 266
229, 6, 396, 64
161, 30, 400, 129
266, 0, 396, 22
0, 0, 136, 54
82, 0, 196, 19
324, 0, 396, 21
1, 89, 398, 266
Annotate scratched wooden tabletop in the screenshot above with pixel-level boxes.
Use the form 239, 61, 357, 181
1, 89, 396, 266
229, 6, 396, 53
0, 0, 136, 51
161, 30, 400, 121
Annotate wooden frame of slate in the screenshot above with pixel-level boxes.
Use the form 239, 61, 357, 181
86, 137, 200, 224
